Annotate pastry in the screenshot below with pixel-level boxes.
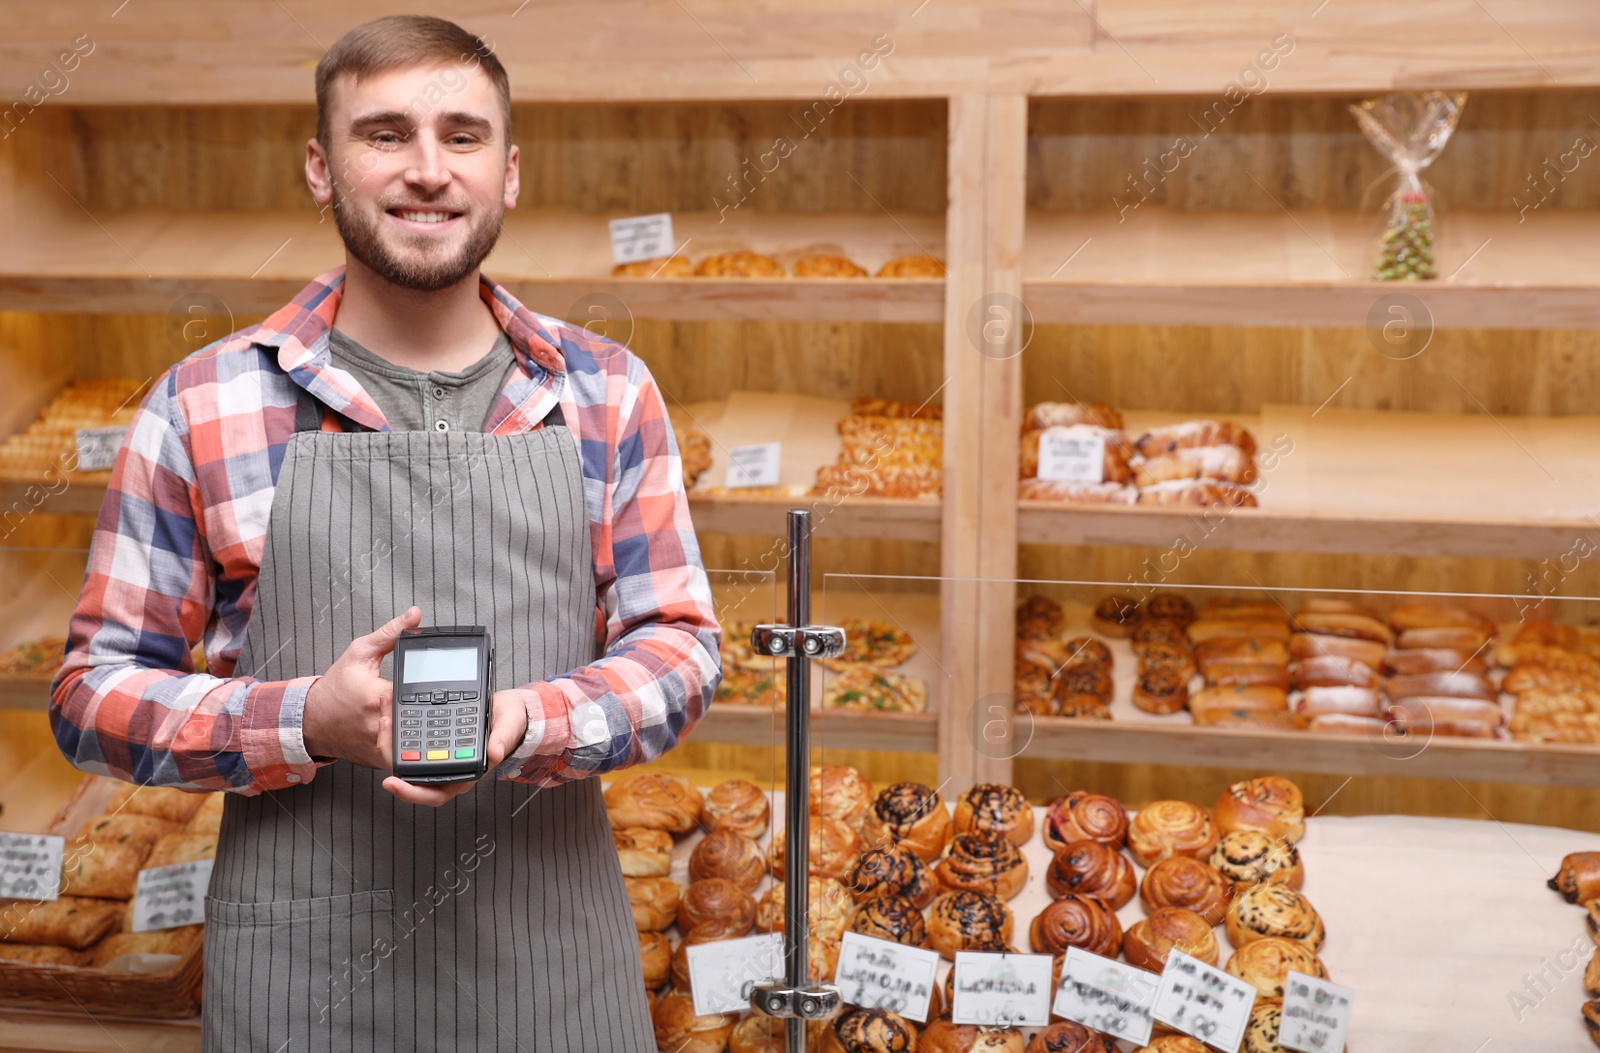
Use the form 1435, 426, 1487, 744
1018, 479, 1138, 504
1209, 831, 1304, 889
81, 813, 179, 856
849, 894, 929, 947
604, 771, 703, 834
677, 878, 758, 940
1226, 937, 1328, 1002
864, 777, 947, 864
1502, 665, 1597, 695
1195, 708, 1308, 730
652, 990, 737, 1053
1136, 420, 1257, 459
1014, 656, 1055, 714
1140, 856, 1232, 925
1127, 801, 1219, 868
1024, 402, 1124, 432
1550, 852, 1600, 903
695, 251, 785, 277
1589, 901, 1600, 946
1140, 642, 1197, 681
1134, 445, 1256, 487
142, 831, 217, 870
625, 876, 682, 932
1397, 626, 1491, 652
1382, 647, 1487, 676
1240, 1000, 1290, 1053
639, 930, 672, 988
1194, 637, 1289, 675
1291, 611, 1392, 645
1187, 619, 1289, 644
935, 831, 1031, 901
811, 764, 875, 831
1205, 664, 1290, 691
1092, 595, 1142, 638
1226, 884, 1326, 952
1020, 426, 1134, 485
86, 926, 201, 968
814, 463, 942, 499
1062, 636, 1114, 671
612, 255, 695, 277
920, 1016, 1025, 1052
1297, 686, 1382, 718
1132, 667, 1189, 715
1214, 776, 1306, 843
851, 397, 942, 420
876, 255, 946, 278
1135, 1039, 1210, 1053
794, 254, 868, 278
105, 784, 205, 825
715, 667, 787, 707
1588, 948, 1600, 997
1017, 595, 1068, 638
1044, 840, 1135, 909
1586, 999, 1600, 1048
0, 897, 122, 950
821, 1007, 920, 1051
1384, 670, 1496, 700
1027, 1022, 1117, 1052
1132, 619, 1189, 655
1288, 655, 1378, 689
703, 779, 771, 840
849, 844, 939, 908
769, 816, 865, 883
953, 785, 1035, 846
1051, 664, 1113, 712
824, 666, 929, 713
1123, 908, 1219, 971
756, 876, 855, 942
819, 619, 919, 671
614, 827, 674, 877
0, 944, 86, 965
1388, 696, 1502, 736
59, 837, 147, 899
1389, 604, 1495, 634
1289, 632, 1386, 668
928, 890, 1015, 959
1146, 593, 1197, 628
689, 829, 767, 891
1137, 480, 1257, 508
1028, 894, 1122, 957
185, 793, 226, 834
1042, 791, 1129, 851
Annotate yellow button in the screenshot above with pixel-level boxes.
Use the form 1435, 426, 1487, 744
426, 750, 449, 761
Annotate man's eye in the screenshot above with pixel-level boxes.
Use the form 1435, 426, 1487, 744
371, 132, 403, 145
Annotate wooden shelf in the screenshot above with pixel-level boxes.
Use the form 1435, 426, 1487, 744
0, 1010, 197, 1053
0, 209, 944, 322
1019, 406, 1600, 560
0, 677, 51, 710
695, 707, 938, 753
689, 493, 940, 541
1023, 208, 1600, 329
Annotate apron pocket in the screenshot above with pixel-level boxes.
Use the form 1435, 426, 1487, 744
204, 889, 398, 1053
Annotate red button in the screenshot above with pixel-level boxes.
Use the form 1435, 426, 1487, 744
400, 750, 421, 761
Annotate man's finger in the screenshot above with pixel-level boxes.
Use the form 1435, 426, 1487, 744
353, 606, 422, 662
486, 696, 526, 769
381, 775, 475, 807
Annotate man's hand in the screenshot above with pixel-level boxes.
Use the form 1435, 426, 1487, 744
383, 689, 528, 807
302, 606, 422, 770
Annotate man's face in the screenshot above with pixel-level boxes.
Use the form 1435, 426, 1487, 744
307, 62, 519, 292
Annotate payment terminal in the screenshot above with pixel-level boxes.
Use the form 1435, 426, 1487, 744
392, 625, 493, 784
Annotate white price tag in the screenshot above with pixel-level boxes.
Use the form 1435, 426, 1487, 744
1054, 946, 1159, 1045
1279, 971, 1353, 1053
685, 932, 783, 1016
1035, 427, 1106, 483
835, 931, 941, 1022
725, 441, 782, 489
1151, 949, 1257, 1052
0, 833, 64, 901
950, 951, 1053, 1027
609, 213, 675, 265
75, 427, 128, 472
131, 859, 214, 933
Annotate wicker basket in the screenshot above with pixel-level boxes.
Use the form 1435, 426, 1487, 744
0, 775, 204, 1018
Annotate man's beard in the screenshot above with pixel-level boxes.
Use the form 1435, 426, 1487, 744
332, 186, 503, 293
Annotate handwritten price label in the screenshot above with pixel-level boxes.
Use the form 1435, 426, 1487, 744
1279, 971, 1353, 1053
0, 833, 64, 901
1035, 427, 1106, 483
835, 931, 941, 1022
951, 950, 1053, 1027
132, 858, 213, 933
1054, 946, 1159, 1045
75, 427, 128, 472
609, 213, 675, 265
725, 442, 782, 489
1151, 948, 1256, 1053
686, 932, 783, 1016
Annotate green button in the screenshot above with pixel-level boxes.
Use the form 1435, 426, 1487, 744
454, 747, 475, 759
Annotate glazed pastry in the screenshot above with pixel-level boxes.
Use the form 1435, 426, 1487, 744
1199, 597, 1279, 620
1132, 667, 1190, 715
953, 785, 1035, 846
1043, 791, 1129, 851
769, 815, 866, 882
695, 251, 785, 277
1291, 611, 1392, 645
1194, 637, 1289, 674
849, 894, 929, 947
1132, 618, 1188, 655
862, 782, 954, 862
1550, 852, 1600, 903
1138, 421, 1257, 460
1123, 907, 1219, 971
821, 1007, 921, 1051
80, 813, 179, 857
689, 829, 767, 891
652, 990, 737, 1053
1298, 598, 1383, 620
1289, 655, 1379, 689
1383, 647, 1487, 676
1044, 839, 1136, 909
1187, 619, 1290, 644
1214, 776, 1306, 842
811, 764, 875, 832
1289, 632, 1386, 668
1226, 937, 1328, 1002
936, 831, 1031, 900
105, 783, 205, 825
1189, 686, 1290, 725
1027, 1022, 1117, 1052
0, 896, 123, 950
1384, 670, 1496, 701
604, 771, 703, 834
1140, 856, 1232, 925
1242, 999, 1289, 1053
1028, 894, 1122, 957
1297, 686, 1382, 718
1226, 884, 1326, 952
676, 878, 757, 940
928, 890, 1015, 959
1093, 595, 1142, 638
613, 255, 695, 277
614, 827, 673, 877
639, 930, 672, 988
919, 1015, 1025, 1052
1396, 625, 1491, 651
704, 779, 772, 839
1209, 831, 1304, 889
755, 876, 854, 941
729, 1015, 828, 1053
1127, 800, 1219, 868
1196, 708, 1307, 730
625, 876, 683, 932
850, 844, 939, 908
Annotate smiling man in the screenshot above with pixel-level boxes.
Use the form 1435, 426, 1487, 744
51, 15, 719, 1052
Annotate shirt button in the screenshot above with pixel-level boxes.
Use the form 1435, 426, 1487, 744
286, 772, 302, 783
435, 420, 449, 432
433, 386, 446, 399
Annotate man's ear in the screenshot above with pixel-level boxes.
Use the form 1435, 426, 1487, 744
503, 143, 520, 211
307, 137, 334, 208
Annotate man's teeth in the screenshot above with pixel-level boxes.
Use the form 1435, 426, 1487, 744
397, 210, 454, 223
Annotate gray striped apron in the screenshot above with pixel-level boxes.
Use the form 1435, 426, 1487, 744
202, 397, 653, 1052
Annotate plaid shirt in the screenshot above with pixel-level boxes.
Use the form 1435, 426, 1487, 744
51, 269, 720, 793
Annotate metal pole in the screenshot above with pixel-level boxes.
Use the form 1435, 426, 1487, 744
782, 509, 811, 1052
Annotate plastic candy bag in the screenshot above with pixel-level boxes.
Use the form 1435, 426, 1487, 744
1349, 91, 1468, 280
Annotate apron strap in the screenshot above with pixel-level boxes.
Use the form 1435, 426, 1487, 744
293, 386, 362, 433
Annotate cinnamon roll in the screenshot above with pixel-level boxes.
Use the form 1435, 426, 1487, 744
638, 930, 672, 989
1132, 618, 1188, 655
919, 1015, 1025, 1052
821, 1007, 920, 1052
849, 894, 929, 947
1137, 1039, 1210, 1053
1127, 800, 1219, 868
928, 890, 1015, 959
689, 828, 767, 891
1123, 907, 1219, 971
1146, 593, 1197, 629
1139, 856, 1231, 925
1017, 595, 1068, 638
704, 778, 772, 840
1043, 840, 1135, 910
1213, 776, 1306, 843
953, 784, 1036, 846
811, 764, 875, 832
1549, 851, 1600, 904
625, 875, 682, 932
613, 826, 673, 877
769, 815, 866, 883
1226, 937, 1329, 1002
1043, 791, 1129, 851
755, 876, 854, 941
676, 878, 757, 939
849, 844, 939, 909
1242, 1000, 1290, 1053
1062, 636, 1113, 670
935, 831, 1030, 901
862, 782, 954, 862
651, 990, 736, 1053
1052, 664, 1114, 709
1027, 1022, 1117, 1053
1132, 667, 1190, 715
1093, 594, 1142, 638
1028, 894, 1122, 958
1225, 884, 1326, 952
1209, 831, 1304, 889
1140, 642, 1197, 682
604, 771, 703, 834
